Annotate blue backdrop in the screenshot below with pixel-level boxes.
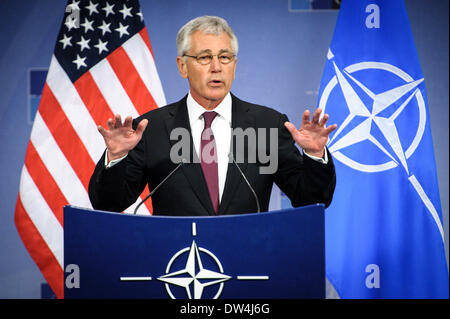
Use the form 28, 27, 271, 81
0, 0, 447, 298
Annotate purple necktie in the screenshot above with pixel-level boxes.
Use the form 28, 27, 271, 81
200, 111, 219, 214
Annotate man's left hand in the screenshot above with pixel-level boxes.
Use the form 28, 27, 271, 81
284, 108, 337, 158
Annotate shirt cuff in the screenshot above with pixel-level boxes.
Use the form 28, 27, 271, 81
303, 148, 328, 164
104, 152, 128, 169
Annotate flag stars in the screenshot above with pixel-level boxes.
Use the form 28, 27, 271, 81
98, 20, 112, 36
115, 22, 129, 38
80, 18, 94, 33
94, 39, 109, 55
77, 36, 91, 52
85, 1, 99, 16
59, 34, 72, 49
67, 0, 80, 12
136, 10, 143, 22
119, 4, 133, 20
102, 2, 115, 17
72, 54, 87, 69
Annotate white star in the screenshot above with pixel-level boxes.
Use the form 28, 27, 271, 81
72, 54, 87, 70
64, 15, 78, 31
327, 57, 424, 175
76, 36, 91, 52
102, 2, 115, 17
98, 20, 111, 36
119, 4, 133, 19
94, 39, 109, 54
136, 10, 143, 22
80, 18, 94, 33
59, 34, 72, 49
66, 0, 80, 12
115, 22, 129, 38
86, 1, 99, 15
157, 241, 230, 299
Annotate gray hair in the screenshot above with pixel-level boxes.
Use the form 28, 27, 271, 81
176, 16, 239, 57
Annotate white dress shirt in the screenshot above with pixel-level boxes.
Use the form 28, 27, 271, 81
187, 92, 232, 202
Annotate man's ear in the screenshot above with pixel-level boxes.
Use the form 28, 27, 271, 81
176, 56, 188, 79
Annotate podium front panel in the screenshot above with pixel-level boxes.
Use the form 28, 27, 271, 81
64, 205, 324, 299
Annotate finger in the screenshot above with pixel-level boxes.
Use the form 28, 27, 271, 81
312, 108, 322, 124
106, 118, 114, 130
284, 121, 298, 136
114, 114, 122, 129
97, 125, 108, 137
325, 124, 338, 135
301, 110, 310, 127
123, 115, 133, 128
319, 113, 329, 127
135, 119, 148, 136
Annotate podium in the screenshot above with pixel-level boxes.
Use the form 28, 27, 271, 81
64, 204, 325, 299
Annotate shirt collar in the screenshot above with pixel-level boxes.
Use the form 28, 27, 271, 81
187, 92, 232, 126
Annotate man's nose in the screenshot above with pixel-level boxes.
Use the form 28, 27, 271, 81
209, 56, 222, 72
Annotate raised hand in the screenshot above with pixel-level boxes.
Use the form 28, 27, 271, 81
284, 108, 337, 158
97, 114, 148, 162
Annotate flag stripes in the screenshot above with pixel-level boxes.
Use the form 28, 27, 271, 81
90, 58, 140, 118
31, 113, 90, 207
24, 143, 67, 226
108, 47, 158, 115
16, 9, 166, 299
14, 197, 64, 298
73, 71, 115, 128
39, 84, 95, 190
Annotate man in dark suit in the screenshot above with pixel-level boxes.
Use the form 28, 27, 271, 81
88, 16, 337, 216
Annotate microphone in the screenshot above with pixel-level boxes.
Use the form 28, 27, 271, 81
133, 159, 185, 215
230, 153, 261, 213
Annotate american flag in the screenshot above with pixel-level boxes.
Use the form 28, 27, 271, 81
14, 0, 166, 298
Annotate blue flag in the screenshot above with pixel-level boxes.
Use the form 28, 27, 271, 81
318, 0, 448, 298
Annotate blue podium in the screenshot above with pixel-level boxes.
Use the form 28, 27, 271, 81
64, 204, 325, 299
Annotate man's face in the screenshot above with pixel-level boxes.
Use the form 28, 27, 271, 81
177, 30, 237, 109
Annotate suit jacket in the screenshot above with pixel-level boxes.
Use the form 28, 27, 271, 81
88, 94, 336, 216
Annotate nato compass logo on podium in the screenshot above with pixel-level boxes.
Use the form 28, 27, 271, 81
318, 49, 444, 241
120, 222, 269, 299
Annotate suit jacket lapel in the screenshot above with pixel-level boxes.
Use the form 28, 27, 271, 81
218, 94, 254, 214
164, 96, 216, 215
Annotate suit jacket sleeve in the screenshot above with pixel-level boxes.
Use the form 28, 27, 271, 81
274, 113, 336, 208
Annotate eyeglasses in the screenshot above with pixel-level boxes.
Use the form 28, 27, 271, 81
183, 53, 236, 65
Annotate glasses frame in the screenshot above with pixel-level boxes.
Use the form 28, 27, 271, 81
183, 53, 236, 65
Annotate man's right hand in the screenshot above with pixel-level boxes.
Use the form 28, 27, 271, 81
97, 114, 148, 163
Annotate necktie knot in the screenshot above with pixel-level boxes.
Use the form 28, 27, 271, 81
203, 111, 217, 129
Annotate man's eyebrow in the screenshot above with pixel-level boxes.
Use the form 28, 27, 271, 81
218, 49, 233, 54
195, 49, 233, 55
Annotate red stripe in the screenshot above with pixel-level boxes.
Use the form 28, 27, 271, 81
24, 142, 67, 226
107, 46, 158, 115
14, 196, 64, 299
74, 71, 115, 127
139, 27, 154, 58
140, 184, 153, 215
73, 71, 153, 214
38, 84, 95, 190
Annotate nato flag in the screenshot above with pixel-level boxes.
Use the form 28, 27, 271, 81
318, 0, 449, 298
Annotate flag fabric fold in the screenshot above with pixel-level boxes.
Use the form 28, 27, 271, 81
15, 0, 166, 298
318, 0, 448, 298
